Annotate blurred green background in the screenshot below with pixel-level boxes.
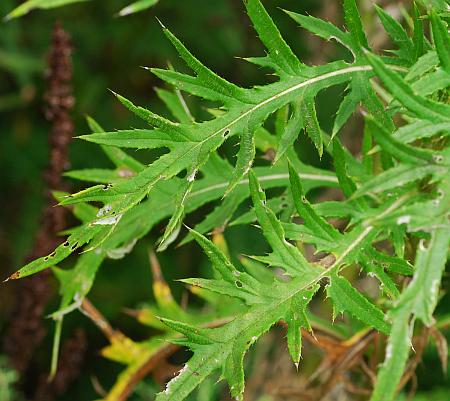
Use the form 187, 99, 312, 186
0, 1, 448, 400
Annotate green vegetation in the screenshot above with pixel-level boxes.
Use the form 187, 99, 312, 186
1, 1, 449, 400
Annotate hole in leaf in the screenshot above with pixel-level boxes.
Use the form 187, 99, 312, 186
418, 239, 429, 251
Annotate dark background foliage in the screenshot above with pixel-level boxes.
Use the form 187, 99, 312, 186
0, 1, 448, 400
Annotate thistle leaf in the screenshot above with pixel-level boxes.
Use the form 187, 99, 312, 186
7, 224, 102, 280
248, 170, 310, 275
10, 5, 450, 401
159, 318, 216, 345
244, 0, 304, 76
375, 5, 414, 62
352, 163, 442, 198
332, 85, 360, 137
157, 179, 194, 251
393, 120, 450, 145
224, 131, 256, 197
275, 102, 303, 163
301, 96, 323, 156
412, 3, 424, 61
370, 308, 411, 401
365, 51, 450, 122
332, 140, 358, 197
288, 163, 339, 242
285, 285, 319, 364
371, 223, 450, 401
285, 10, 352, 50
343, 0, 369, 51
365, 117, 439, 165
327, 273, 390, 334
430, 11, 450, 74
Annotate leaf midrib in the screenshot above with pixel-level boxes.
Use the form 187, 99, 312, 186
148, 65, 373, 191
189, 172, 338, 198
160, 222, 376, 401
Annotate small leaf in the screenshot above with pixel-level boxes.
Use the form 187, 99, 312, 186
285, 285, 319, 364
327, 274, 390, 334
6, 225, 102, 280
365, 117, 438, 165
158, 179, 194, 251
5, 0, 89, 20
365, 51, 450, 122
79, 129, 183, 149
393, 120, 450, 145
288, 163, 339, 242
366, 248, 413, 276
275, 102, 304, 163
406, 51, 439, 82
188, 228, 262, 300
113, 92, 190, 137
161, 28, 246, 104
359, 255, 400, 299
118, 0, 159, 17
224, 131, 255, 197
430, 11, 450, 74
412, 3, 424, 61
244, 0, 304, 75
409, 228, 450, 324
285, 10, 352, 50
370, 309, 411, 401
159, 318, 216, 345
412, 68, 450, 96
375, 5, 413, 60
332, 85, 360, 137
301, 96, 323, 156
248, 170, 311, 275
343, 0, 369, 51
352, 163, 442, 198
189, 229, 242, 283
332, 140, 367, 210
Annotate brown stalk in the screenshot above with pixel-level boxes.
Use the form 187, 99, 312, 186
4, 21, 74, 375
3, 22, 87, 401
